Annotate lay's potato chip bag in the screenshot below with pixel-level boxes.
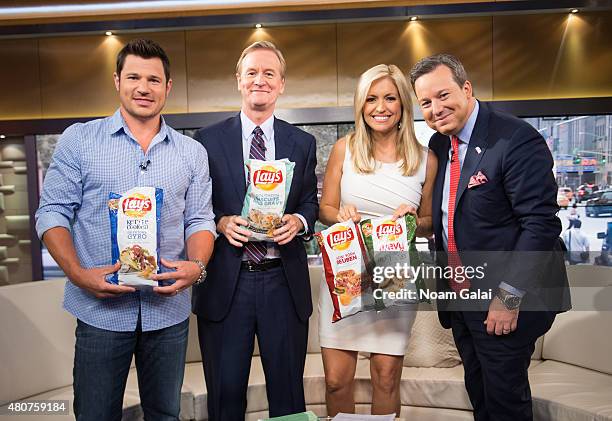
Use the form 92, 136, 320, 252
360, 214, 427, 306
108, 186, 163, 287
316, 221, 376, 322
241, 159, 295, 241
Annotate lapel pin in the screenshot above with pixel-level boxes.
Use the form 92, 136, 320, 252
475, 146, 482, 154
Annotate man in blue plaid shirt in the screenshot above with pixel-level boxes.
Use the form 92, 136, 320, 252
35, 39, 215, 420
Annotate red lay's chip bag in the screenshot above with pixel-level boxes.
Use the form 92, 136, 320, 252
316, 221, 375, 322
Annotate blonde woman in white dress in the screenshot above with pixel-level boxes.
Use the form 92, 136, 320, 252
318, 64, 437, 416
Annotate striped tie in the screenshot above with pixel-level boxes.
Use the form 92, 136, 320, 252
243, 126, 268, 263
447, 135, 470, 292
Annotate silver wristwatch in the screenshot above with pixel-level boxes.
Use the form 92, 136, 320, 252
496, 288, 522, 310
191, 259, 207, 285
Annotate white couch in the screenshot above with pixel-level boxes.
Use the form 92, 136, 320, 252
1, 265, 611, 420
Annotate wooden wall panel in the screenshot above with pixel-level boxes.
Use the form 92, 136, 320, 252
337, 17, 493, 106
39, 35, 123, 118
1, 11, 611, 121
187, 24, 337, 112
0, 39, 41, 120
492, 12, 612, 100
38, 31, 187, 119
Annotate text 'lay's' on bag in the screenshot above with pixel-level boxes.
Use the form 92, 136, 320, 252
316, 221, 374, 323
360, 214, 426, 306
241, 158, 295, 241
109, 186, 163, 287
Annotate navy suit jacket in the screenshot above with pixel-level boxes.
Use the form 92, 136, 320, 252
192, 114, 318, 322
429, 101, 571, 328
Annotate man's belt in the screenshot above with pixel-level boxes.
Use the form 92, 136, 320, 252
240, 259, 282, 272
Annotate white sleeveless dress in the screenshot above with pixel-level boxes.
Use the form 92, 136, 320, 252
318, 143, 428, 355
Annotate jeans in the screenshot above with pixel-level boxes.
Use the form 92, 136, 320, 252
73, 318, 189, 421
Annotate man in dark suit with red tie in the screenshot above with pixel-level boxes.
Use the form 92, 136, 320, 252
192, 41, 318, 420
410, 54, 570, 421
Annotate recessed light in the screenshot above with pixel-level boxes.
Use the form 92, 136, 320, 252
0, 135, 5, 139
410, 16, 418, 21
570, 9, 579, 13
105, 31, 113, 36
255, 23, 262, 29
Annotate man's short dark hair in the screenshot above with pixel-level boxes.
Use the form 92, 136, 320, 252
116, 39, 171, 83
409, 53, 468, 90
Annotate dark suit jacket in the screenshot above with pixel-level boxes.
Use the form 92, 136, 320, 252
429, 101, 571, 328
191, 114, 318, 322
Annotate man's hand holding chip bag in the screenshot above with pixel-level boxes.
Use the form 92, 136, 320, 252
150, 258, 203, 296
74, 262, 136, 298
218, 213, 304, 246
218, 215, 252, 247
272, 214, 304, 245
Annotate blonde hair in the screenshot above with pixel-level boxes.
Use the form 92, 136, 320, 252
348, 64, 422, 176
235, 41, 286, 78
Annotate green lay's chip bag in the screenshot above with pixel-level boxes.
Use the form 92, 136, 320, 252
359, 214, 428, 306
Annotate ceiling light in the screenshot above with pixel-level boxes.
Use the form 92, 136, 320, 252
410, 16, 418, 21
570, 9, 579, 13
255, 23, 262, 29
105, 31, 113, 36
0, 135, 5, 139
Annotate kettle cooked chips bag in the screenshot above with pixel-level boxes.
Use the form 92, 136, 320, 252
316, 221, 374, 322
241, 159, 295, 241
108, 186, 163, 287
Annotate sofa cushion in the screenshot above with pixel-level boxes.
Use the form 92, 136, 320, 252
182, 363, 208, 420
185, 313, 202, 363
305, 354, 472, 410
403, 309, 461, 368
542, 310, 612, 375
566, 265, 612, 287
245, 405, 474, 421
347, 354, 471, 411
0, 279, 75, 405
530, 360, 612, 421
398, 365, 471, 410
183, 357, 271, 421
532, 335, 544, 360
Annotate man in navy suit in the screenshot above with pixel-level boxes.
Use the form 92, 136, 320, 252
410, 54, 570, 421
192, 41, 318, 420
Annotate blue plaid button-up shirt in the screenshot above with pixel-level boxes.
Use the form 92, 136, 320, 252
36, 109, 216, 332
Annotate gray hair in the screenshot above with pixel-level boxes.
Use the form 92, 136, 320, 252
235, 41, 286, 78
409, 53, 468, 89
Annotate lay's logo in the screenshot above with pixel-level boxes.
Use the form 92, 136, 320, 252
375, 221, 403, 241
253, 166, 283, 191
327, 227, 355, 251
122, 194, 152, 218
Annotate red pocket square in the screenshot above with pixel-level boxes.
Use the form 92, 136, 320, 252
468, 171, 488, 189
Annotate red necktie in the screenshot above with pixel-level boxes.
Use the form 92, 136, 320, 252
448, 135, 470, 292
